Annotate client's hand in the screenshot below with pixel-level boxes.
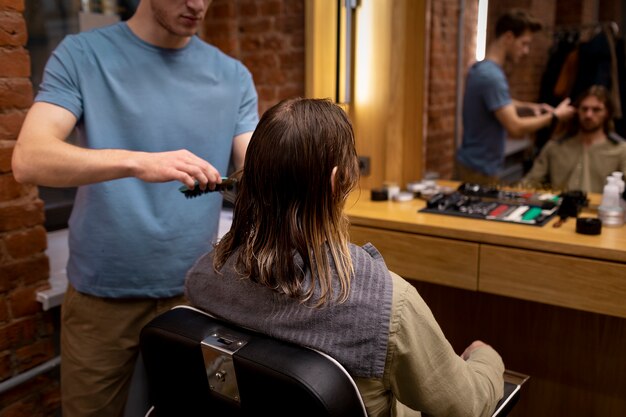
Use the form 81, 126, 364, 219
461, 340, 491, 360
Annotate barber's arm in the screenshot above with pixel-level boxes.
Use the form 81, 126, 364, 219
512, 99, 553, 116
12, 102, 221, 190
495, 98, 575, 138
231, 131, 253, 171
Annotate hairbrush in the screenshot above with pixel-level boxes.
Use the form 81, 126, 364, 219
179, 176, 238, 202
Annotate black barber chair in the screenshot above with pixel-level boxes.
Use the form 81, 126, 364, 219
139, 306, 525, 417
139, 305, 367, 417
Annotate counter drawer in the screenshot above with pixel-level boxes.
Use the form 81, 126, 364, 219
479, 245, 626, 319
350, 225, 479, 290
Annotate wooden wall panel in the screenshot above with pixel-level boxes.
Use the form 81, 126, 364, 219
305, 0, 427, 189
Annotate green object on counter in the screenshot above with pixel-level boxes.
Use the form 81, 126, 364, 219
522, 206, 543, 221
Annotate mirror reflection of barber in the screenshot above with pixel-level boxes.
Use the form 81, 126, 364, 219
455, 9, 576, 185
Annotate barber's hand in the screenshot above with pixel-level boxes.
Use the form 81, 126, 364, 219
131, 149, 221, 190
461, 340, 491, 360
536, 103, 554, 115
553, 98, 576, 123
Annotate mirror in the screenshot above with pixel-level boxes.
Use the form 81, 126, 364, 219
450, 0, 626, 193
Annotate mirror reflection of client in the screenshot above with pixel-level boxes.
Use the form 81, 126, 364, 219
185, 98, 506, 417
523, 85, 626, 193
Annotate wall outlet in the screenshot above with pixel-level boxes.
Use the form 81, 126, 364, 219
358, 156, 371, 176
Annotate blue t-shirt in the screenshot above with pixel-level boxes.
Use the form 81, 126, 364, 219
456, 60, 511, 176
36, 23, 259, 298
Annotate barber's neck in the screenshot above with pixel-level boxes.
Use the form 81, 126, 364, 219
485, 40, 507, 67
127, 3, 193, 49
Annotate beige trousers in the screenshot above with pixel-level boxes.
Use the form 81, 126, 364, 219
60, 283, 187, 417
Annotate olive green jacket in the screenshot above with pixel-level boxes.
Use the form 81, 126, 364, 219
524, 135, 626, 193
355, 273, 504, 417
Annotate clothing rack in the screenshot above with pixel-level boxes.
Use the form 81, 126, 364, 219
547, 21, 620, 39
537, 19, 626, 150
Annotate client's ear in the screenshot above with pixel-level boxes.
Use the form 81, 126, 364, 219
331, 166, 338, 194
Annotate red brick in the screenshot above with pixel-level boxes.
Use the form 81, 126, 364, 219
277, 84, 303, 99
0, 142, 14, 172
201, 0, 304, 120
259, 0, 282, 16
0, 374, 53, 410
38, 312, 54, 338
0, 401, 44, 417
208, 2, 236, 19
0, 199, 45, 232
205, 20, 235, 36
0, 317, 37, 351
258, 101, 272, 117
239, 36, 261, 51
8, 286, 42, 318
0, 298, 8, 322
0, 78, 32, 109
0, 255, 49, 291
4, 226, 47, 259
0, 351, 11, 382
0, 110, 27, 141
239, 2, 258, 17
1, 394, 49, 417
239, 18, 271, 34
289, 31, 304, 48
14, 339, 55, 373
274, 15, 302, 34
0, 47, 29, 77
0, 273, 10, 295
0, 12, 26, 46
284, 0, 304, 15
253, 68, 287, 85
0, 173, 26, 201
0, 0, 24, 12
211, 37, 238, 56
40, 382, 61, 413
243, 53, 278, 70
278, 51, 304, 70
255, 86, 276, 101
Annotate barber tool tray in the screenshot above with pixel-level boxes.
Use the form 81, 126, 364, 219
418, 183, 562, 226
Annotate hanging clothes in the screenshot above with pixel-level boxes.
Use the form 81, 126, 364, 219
535, 22, 626, 157
570, 24, 623, 120
538, 30, 580, 108
535, 30, 580, 154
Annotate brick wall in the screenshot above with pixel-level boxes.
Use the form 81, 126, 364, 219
202, 0, 305, 116
424, 0, 463, 176
0, 0, 60, 415
485, 0, 554, 104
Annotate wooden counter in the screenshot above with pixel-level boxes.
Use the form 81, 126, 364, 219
346, 189, 626, 417
345, 190, 626, 318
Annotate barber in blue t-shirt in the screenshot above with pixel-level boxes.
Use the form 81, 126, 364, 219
456, 9, 575, 184
12, 1, 259, 416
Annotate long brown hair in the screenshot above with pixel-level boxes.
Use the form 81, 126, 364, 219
213, 98, 360, 306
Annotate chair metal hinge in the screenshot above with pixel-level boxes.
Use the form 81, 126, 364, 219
201, 328, 249, 404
